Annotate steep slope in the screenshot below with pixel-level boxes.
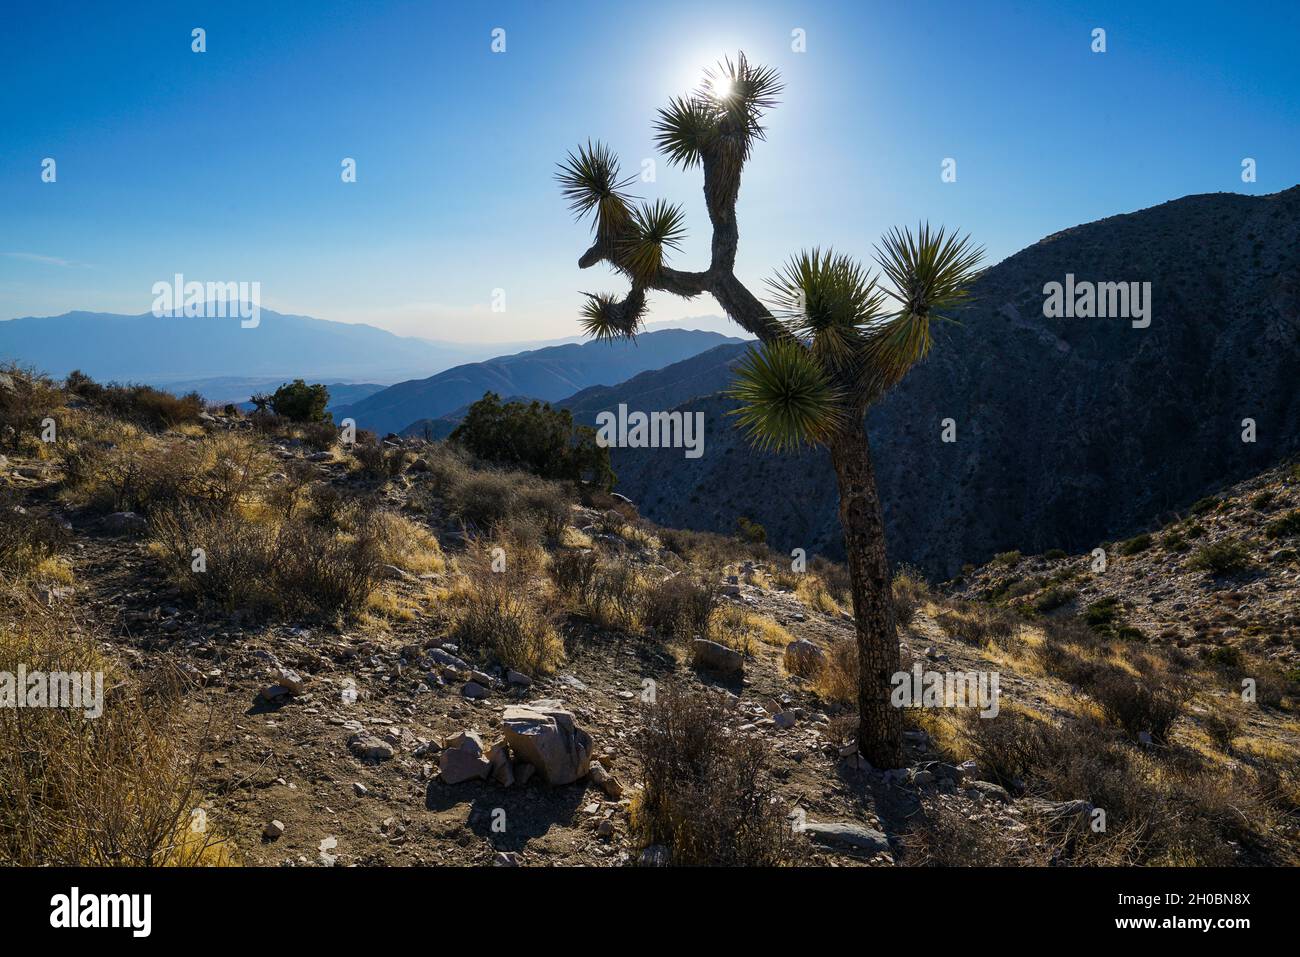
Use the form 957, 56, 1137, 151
0, 308, 483, 383
589, 187, 1300, 577
334, 329, 741, 435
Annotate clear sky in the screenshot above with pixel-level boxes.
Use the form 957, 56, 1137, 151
2, 0, 1297, 341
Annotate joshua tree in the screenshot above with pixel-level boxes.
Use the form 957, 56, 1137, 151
556, 54, 982, 767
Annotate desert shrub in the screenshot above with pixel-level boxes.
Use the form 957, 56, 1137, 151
299, 420, 338, 452
631, 685, 801, 866
1086, 668, 1182, 742
250, 380, 329, 423
0, 596, 227, 865
352, 438, 405, 481
516, 481, 574, 540
1044, 548, 1068, 561
993, 550, 1022, 567
1034, 585, 1077, 613
451, 545, 563, 675
892, 569, 927, 628
816, 636, 858, 705
370, 512, 444, 576
642, 575, 717, 642
445, 471, 519, 531
1082, 596, 1122, 631
1190, 496, 1220, 515
734, 515, 766, 545
0, 494, 70, 577
1250, 491, 1275, 511
903, 800, 1048, 866
550, 548, 600, 604
1186, 539, 1252, 574
0, 365, 64, 449
796, 575, 841, 615
66, 373, 203, 430
449, 392, 613, 488
1264, 510, 1300, 540
1119, 533, 1153, 556
957, 708, 1053, 789
1202, 710, 1241, 752
587, 558, 644, 630
151, 504, 381, 619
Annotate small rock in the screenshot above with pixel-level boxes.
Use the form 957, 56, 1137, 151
263, 820, 285, 839
691, 638, 743, 675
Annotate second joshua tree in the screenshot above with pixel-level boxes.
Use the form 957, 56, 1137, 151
557, 54, 982, 768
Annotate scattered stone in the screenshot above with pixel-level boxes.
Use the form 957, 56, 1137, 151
494, 851, 521, 866
506, 669, 533, 688
638, 844, 670, 867
501, 703, 593, 786
803, 821, 890, 853
439, 730, 492, 784
461, 681, 490, 700
486, 740, 515, 787
276, 668, 307, 694
103, 511, 147, 535
348, 733, 395, 762
965, 781, 1012, 804
588, 760, 624, 798
691, 638, 743, 675
263, 820, 285, 839
352, 782, 369, 797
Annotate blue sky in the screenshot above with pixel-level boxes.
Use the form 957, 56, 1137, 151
2, 0, 1297, 341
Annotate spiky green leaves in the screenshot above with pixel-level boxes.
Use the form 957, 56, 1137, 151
728, 339, 843, 452
862, 224, 985, 395
766, 248, 885, 366
653, 96, 716, 170
556, 140, 635, 240
875, 223, 984, 323
618, 199, 687, 283
578, 290, 646, 342
652, 53, 783, 175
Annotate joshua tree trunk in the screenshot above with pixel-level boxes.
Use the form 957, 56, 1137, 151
828, 419, 904, 769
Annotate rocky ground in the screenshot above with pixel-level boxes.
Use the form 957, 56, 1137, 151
4, 420, 1298, 867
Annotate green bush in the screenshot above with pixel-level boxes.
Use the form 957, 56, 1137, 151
256, 380, 330, 423
1186, 539, 1252, 575
449, 392, 613, 488
1119, 533, 1153, 556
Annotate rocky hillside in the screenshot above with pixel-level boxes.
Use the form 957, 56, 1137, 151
2, 368, 1296, 867
591, 187, 1300, 578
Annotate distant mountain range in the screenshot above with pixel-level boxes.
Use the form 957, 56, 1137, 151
0, 308, 572, 385
572, 187, 1300, 578
339, 329, 743, 435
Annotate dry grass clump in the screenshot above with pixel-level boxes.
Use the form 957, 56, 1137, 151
151, 502, 383, 620
371, 511, 445, 575
0, 491, 71, 578
919, 705, 1287, 865
0, 591, 229, 865
549, 549, 645, 631
642, 574, 717, 642
447, 541, 564, 675
816, 635, 858, 705
631, 684, 803, 866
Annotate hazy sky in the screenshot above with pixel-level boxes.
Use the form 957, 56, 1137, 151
2, 0, 1297, 341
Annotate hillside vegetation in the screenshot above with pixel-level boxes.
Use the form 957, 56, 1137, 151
1, 366, 1296, 866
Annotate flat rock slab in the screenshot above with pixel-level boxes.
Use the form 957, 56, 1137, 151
804, 821, 890, 853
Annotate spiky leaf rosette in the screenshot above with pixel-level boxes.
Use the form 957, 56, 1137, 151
617, 199, 687, 283
766, 248, 885, 367
579, 290, 646, 342
728, 339, 843, 452
653, 53, 782, 200
556, 140, 636, 242
861, 224, 984, 398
